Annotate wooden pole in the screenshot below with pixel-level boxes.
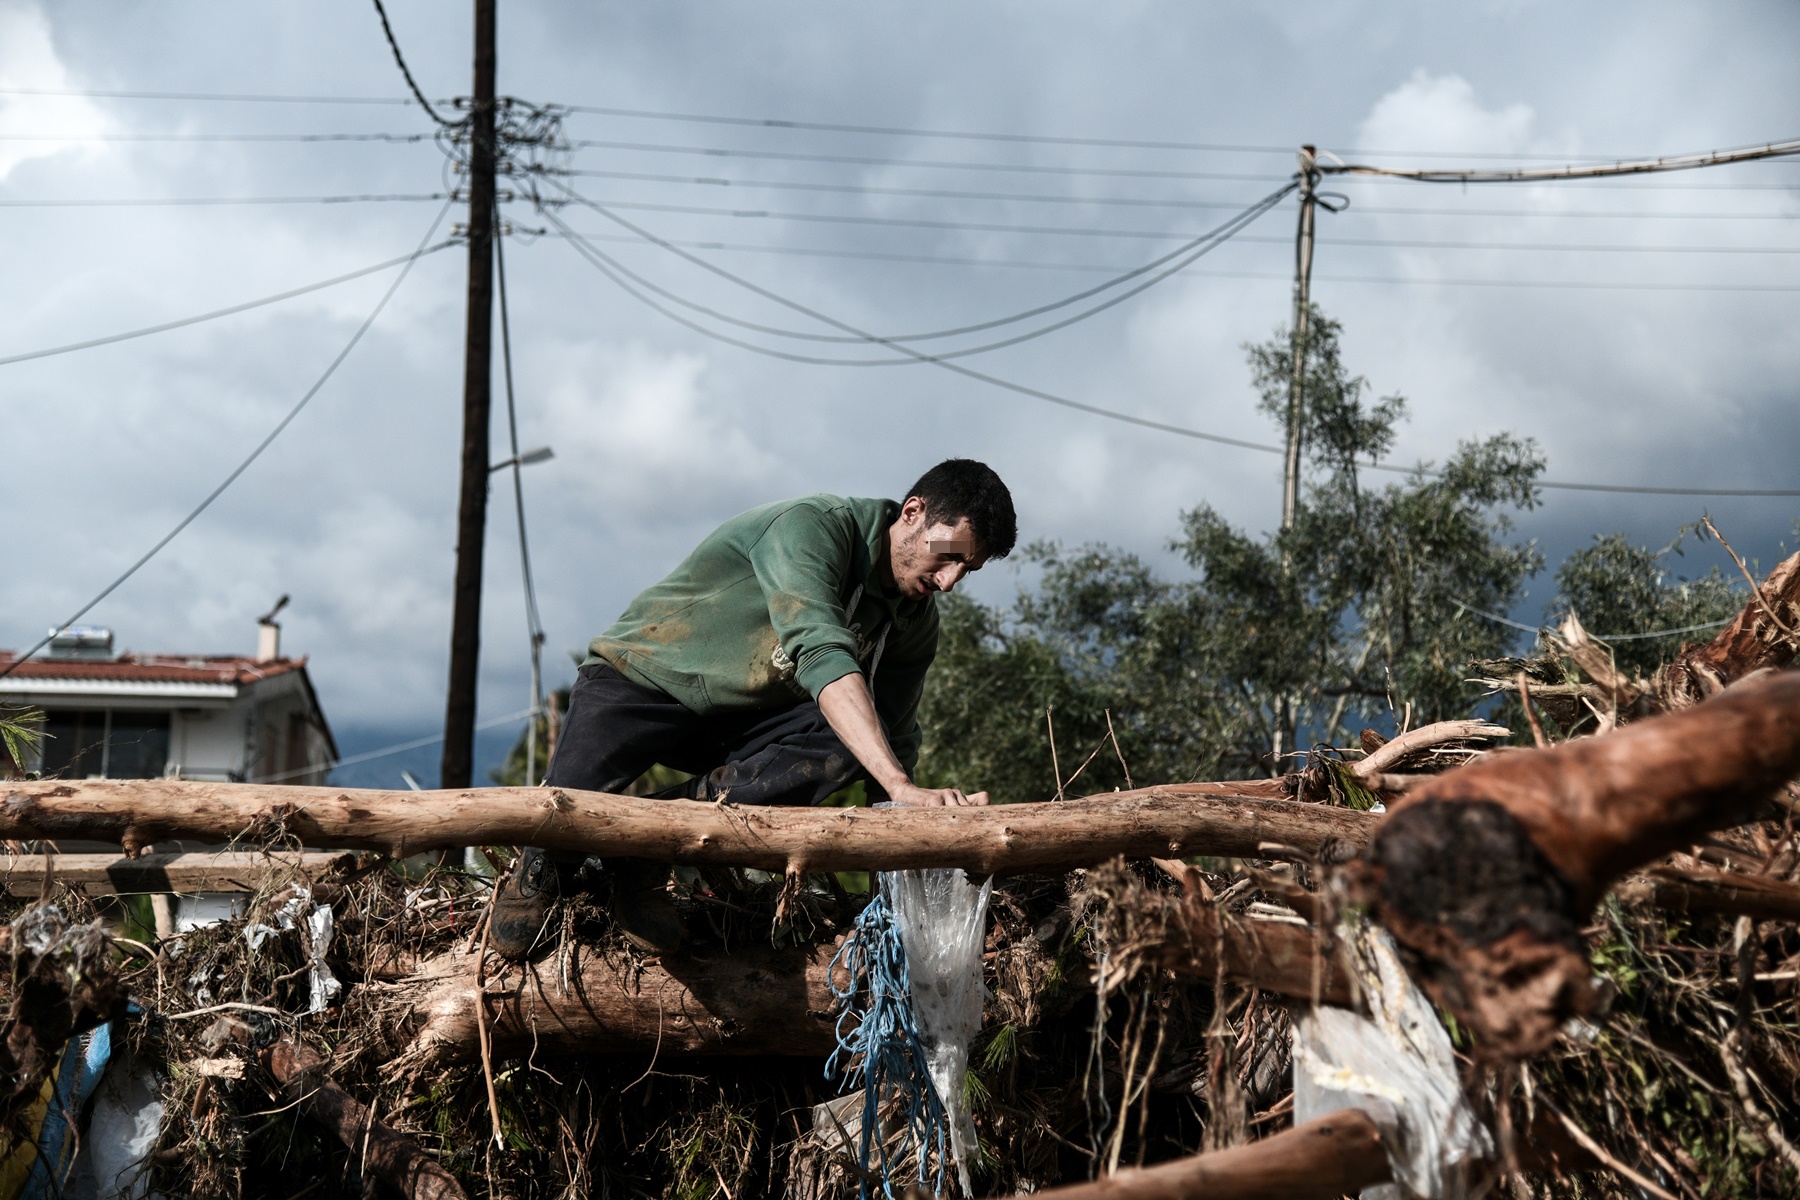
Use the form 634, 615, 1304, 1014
0, 851, 348, 897
439, 0, 497, 790
0, 779, 1372, 874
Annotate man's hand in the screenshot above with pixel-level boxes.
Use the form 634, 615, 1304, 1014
889, 783, 991, 808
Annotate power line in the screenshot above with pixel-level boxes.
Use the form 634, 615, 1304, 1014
0, 193, 454, 208
369, 0, 465, 127
0, 131, 435, 144
558, 165, 1800, 221
0, 241, 460, 368
258, 705, 537, 783
560, 103, 1800, 165
0, 200, 454, 682
1325, 137, 1800, 184
539, 180, 1293, 354
566, 137, 1800, 192
536, 227, 1800, 292
0, 86, 420, 106
530, 195, 1800, 253
1453, 600, 1730, 642
537, 183, 1800, 498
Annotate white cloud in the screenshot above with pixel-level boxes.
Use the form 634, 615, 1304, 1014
0, 1, 112, 180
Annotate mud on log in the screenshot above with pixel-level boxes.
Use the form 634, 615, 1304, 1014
394, 942, 844, 1065
0, 779, 1372, 875
1348, 668, 1800, 1058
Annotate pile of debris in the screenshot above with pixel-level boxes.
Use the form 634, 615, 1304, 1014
0, 552, 1795, 1199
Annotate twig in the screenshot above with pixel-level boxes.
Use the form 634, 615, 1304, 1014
1543, 1101, 1677, 1200
1718, 1027, 1800, 1173
1046, 707, 1066, 801
1518, 673, 1549, 748
473, 890, 505, 1148
1704, 516, 1799, 639
1105, 710, 1134, 791
164, 1001, 287, 1021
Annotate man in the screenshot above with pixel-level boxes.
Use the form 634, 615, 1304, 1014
490, 458, 1017, 959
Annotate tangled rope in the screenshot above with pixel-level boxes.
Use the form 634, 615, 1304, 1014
826, 882, 950, 1198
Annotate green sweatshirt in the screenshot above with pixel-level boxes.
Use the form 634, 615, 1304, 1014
585, 495, 938, 771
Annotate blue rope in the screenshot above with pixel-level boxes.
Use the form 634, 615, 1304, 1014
827, 882, 950, 1198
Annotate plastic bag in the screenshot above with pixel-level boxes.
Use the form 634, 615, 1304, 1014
1292, 917, 1491, 1199
886, 868, 992, 1196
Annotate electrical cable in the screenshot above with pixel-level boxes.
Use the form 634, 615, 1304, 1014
369, 0, 466, 127
536, 228, 1800, 291
0, 131, 435, 144
538, 179, 1293, 354
557, 165, 1800, 221
0, 241, 459, 368
493, 196, 548, 780
1452, 600, 1730, 642
0, 193, 454, 208
563, 137, 1800, 192
530, 194, 1800, 253
0, 199, 455, 682
1324, 137, 1800, 184
254, 705, 538, 783
538, 186, 1800, 498
0, 87, 421, 105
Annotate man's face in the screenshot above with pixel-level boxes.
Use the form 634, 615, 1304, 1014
889, 499, 987, 600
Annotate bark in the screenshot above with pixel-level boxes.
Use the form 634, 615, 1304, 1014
0, 779, 1372, 875
0, 851, 349, 896
1020, 1108, 1391, 1199
1352, 720, 1511, 780
261, 1037, 467, 1200
1347, 668, 1800, 1058
394, 941, 845, 1065
1657, 549, 1800, 709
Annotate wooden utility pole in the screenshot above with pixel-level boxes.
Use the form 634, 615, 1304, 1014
440, 0, 498, 790
1279, 145, 1320, 536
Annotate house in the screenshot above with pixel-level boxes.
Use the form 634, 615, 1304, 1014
0, 621, 336, 785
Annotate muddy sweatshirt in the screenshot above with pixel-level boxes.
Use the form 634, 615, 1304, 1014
585, 495, 938, 771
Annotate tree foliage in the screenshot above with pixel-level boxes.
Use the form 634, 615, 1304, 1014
1549, 531, 1741, 676
918, 308, 1546, 799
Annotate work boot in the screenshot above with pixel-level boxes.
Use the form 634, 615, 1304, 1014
488, 846, 565, 961
610, 858, 686, 954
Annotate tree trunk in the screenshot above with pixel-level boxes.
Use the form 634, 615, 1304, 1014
0, 779, 1372, 875
1657, 549, 1800, 709
393, 941, 846, 1065
1348, 668, 1800, 1057
0, 851, 349, 896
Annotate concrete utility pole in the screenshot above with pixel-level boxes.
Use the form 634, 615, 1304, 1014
1280, 145, 1320, 537
440, 0, 497, 790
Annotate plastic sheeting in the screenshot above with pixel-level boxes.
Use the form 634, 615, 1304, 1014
1292, 918, 1492, 1200
241, 883, 341, 1013
886, 868, 992, 1197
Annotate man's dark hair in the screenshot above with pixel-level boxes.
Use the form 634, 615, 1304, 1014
904, 458, 1017, 560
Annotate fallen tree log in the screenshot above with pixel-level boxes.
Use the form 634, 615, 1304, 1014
1349, 668, 1800, 1058
260, 1036, 467, 1200
1615, 862, 1800, 923
0, 851, 349, 896
1658, 547, 1800, 709
1021, 1107, 1391, 1199
393, 941, 845, 1065
0, 779, 1373, 874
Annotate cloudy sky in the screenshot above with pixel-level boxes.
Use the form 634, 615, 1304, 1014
3, 0, 1796, 785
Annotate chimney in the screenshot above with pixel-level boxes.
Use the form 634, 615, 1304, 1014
257, 594, 290, 664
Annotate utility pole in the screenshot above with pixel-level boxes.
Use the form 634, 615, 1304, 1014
1280, 145, 1320, 537
1273, 146, 1320, 774
440, 0, 497, 790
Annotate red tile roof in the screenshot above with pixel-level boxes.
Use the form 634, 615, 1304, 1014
0, 652, 309, 686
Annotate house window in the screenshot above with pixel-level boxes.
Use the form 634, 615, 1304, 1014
39, 710, 171, 779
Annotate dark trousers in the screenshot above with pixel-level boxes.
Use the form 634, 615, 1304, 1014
544, 661, 874, 807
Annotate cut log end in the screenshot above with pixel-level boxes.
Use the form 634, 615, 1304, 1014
1347, 796, 1598, 1057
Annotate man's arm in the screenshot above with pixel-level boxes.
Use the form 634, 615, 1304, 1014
817, 673, 989, 807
